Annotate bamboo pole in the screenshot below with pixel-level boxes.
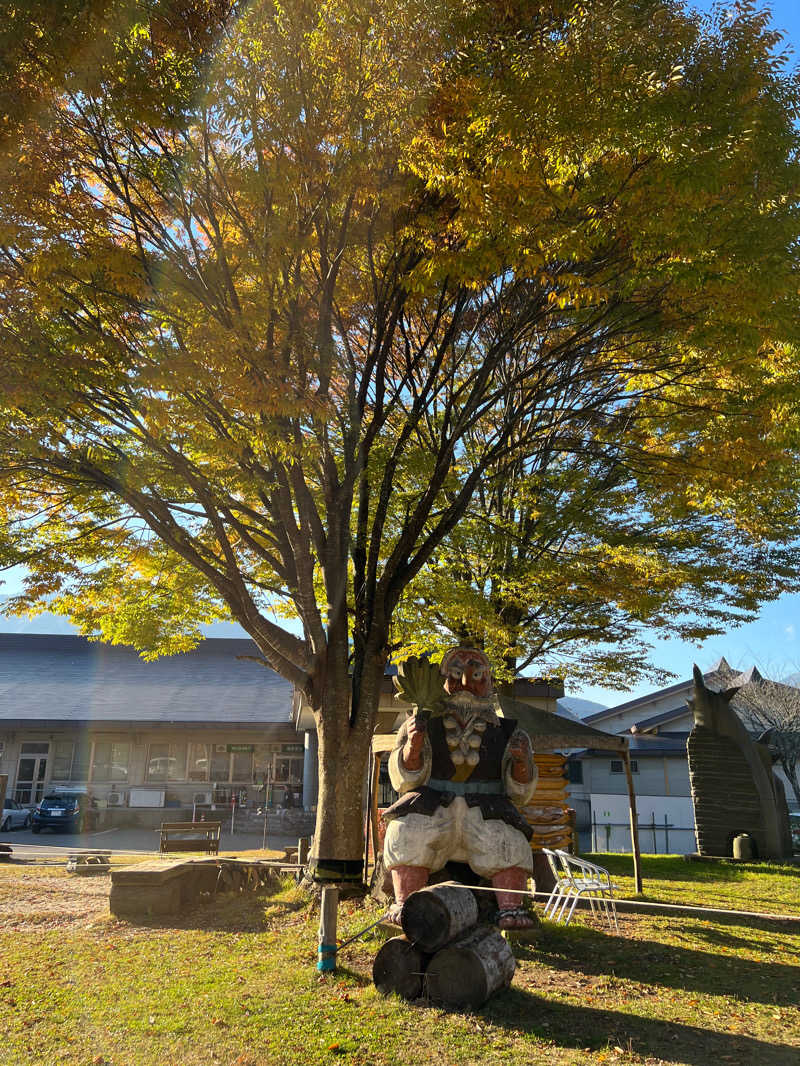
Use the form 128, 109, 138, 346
623, 748, 643, 893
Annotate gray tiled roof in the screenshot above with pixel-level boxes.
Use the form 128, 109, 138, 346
0, 633, 293, 726
572, 733, 690, 758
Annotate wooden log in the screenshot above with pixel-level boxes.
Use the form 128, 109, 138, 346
372, 936, 430, 1000
426, 926, 516, 1009
401, 884, 479, 952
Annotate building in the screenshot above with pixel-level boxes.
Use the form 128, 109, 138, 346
0, 633, 306, 824
567, 658, 797, 853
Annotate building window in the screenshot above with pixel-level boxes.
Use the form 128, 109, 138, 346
274, 755, 303, 786
91, 742, 130, 782
71, 740, 91, 782
187, 743, 209, 782
210, 745, 231, 782
567, 760, 583, 784
147, 743, 187, 782
610, 759, 638, 774
52, 741, 74, 779
20, 741, 49, 755
253, 745, 275, 784
231, 750, 253, 782
206, 746, 256, 784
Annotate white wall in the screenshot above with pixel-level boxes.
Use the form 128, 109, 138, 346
590, 792, 696, 855
589, 684, 692, 734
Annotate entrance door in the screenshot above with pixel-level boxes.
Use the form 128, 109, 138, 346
15, 743, 49, 805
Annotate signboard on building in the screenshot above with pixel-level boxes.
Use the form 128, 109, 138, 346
226, 744, 255, 754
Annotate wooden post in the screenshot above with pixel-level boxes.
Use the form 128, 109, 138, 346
623, 748, 643, 893
370, 752, 381, 864
298, 836, 310, 866
363, 751, 373, 879
318, 886, 339, 972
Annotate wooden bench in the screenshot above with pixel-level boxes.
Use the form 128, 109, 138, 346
158, 821, 221, 855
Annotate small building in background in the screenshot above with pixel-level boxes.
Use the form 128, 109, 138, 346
567, 658, 797, 854
0, 633, 304, 825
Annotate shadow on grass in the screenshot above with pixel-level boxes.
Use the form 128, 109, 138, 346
523, 924, 799, 1007
483, 984, 799, 1065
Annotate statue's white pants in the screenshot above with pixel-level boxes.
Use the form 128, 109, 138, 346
383, 796, 533, 877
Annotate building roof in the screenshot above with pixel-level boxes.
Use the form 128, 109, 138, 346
498, 695, 628, 752
631, 705, 693, 734
0, 633, 293, 728
581, 658, 763, 726
572, 732, 690, 758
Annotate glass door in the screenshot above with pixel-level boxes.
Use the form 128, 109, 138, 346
15, 754, 48, 805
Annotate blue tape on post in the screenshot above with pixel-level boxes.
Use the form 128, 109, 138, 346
317, 942, 337, 972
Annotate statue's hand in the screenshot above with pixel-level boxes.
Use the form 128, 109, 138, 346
508, 732, 533, 783
403, 714, 427, 770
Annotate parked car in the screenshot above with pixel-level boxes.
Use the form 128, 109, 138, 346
1, 799, 31, 832
31, 793, 86, 834
790, 812, 800, 853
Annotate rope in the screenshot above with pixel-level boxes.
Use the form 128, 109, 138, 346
336, 912, 390, 950
434, 880, 800, 922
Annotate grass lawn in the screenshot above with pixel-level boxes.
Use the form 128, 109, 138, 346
0, 854, 798, 1066
589, 853, 800, 915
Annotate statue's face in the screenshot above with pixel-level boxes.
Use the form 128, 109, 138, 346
441, 648, 493, 699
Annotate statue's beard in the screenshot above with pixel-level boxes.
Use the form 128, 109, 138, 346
445, 690, 496, 719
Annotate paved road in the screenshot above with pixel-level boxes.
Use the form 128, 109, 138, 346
0, 824, 300, 859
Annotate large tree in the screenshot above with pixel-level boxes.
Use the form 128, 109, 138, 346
729, 668, 800, 807
2, 0, 800, 873
392, 444, 800, 690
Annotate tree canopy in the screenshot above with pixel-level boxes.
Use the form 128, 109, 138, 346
2, 0, 800, 864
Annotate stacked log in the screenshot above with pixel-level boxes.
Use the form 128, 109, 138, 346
372, 885, 516, 1009
520, 752, 572, 851
401, 882, 478, 951
372, 937, 430, 1000
426, 925, 517, 1010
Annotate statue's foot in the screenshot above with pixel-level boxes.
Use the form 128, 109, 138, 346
386, 901, 404, 926
496, 906, 537, 930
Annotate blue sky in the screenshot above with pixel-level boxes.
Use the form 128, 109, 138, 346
577, 0, 800, 706
2, 3, 799, 708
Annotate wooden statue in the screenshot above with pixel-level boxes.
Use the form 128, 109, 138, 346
687, 665, 792, 859
383, 647, 537, 929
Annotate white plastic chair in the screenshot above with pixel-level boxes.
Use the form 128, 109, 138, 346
541, 848, 619, 931
541, 848, 571, 920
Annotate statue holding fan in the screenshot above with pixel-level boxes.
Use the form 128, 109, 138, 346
383, 647, 538, 930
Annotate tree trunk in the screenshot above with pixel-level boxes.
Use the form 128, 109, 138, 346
306, 651, 385, 883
